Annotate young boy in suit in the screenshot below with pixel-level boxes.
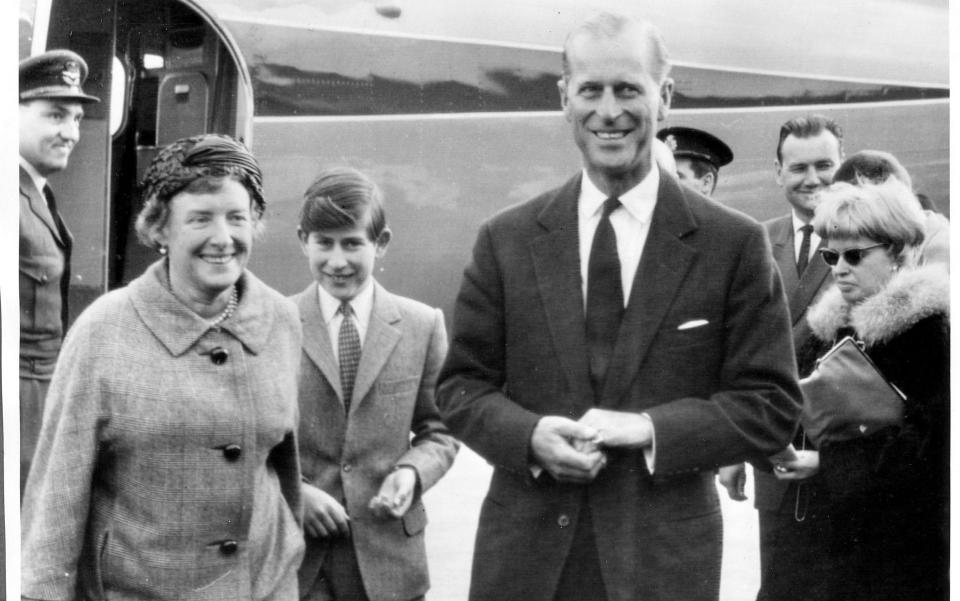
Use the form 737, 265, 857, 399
292, 167, 458, 601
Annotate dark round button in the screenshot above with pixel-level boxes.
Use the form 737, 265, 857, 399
210, 347, 229, 365
223, 444, 242, 461
220, 540, 239, 555
557, 514, 571, 528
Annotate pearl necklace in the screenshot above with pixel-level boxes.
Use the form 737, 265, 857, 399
208, 286, 239, 329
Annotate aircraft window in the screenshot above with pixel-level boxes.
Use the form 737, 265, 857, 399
143, 54, 165, 70
225, 20, 948, 118
110, 56, 126, 136
226, 21, 559, 116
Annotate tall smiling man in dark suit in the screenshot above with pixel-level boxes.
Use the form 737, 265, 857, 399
747, 114, 842, 601
437, 13, 801, 601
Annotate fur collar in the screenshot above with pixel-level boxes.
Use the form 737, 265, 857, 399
807, 265, 949, 347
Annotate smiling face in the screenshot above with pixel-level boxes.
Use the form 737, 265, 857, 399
775, 131, 842, 221
160, 178, 254, 309
826, 235, 896, 304
19, 99, 84, 176
299, 216, 390, 303
559, 25, 672, 195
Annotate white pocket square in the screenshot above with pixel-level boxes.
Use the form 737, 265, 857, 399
677, 319, 709, 331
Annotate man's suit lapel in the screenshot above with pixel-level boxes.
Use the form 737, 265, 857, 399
351, 283, 402, 410
768, 216, 831, 325
603, 173, 698, 404
769, 216, 799, 300
297, 285, 344, 405
529, 175, 593, 409
20, 167, 67, 247
791, 241, 830, 322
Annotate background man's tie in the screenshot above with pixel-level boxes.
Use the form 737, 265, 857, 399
797, 223, 813, 276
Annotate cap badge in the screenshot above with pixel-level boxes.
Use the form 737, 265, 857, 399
664, 134, 678, 152
61, 61, 81, 87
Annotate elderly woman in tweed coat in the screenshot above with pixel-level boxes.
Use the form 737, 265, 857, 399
21, 134, 305, 600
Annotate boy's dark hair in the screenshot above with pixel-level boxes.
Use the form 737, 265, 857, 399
299, 166, 387, 239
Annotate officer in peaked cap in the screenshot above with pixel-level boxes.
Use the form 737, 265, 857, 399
657, 126, 733, 197
19, 49, 100, 493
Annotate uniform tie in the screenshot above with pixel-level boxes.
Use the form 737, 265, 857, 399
797, 224, 813, 276
586, 197, 623, 398
338, 302, 361, 414
43, 185, 72, 330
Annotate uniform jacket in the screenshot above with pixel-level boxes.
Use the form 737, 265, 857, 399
293, 282, 458, 601
22, 260, 305, 601
754, 214, 833, 512
20, 165, 72, 375
806, 265, 949, 601
437, 172, 801, 601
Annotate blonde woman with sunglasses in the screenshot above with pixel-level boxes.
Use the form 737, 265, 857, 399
773, 179, 948, 601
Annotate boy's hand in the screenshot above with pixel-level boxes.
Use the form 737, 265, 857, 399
369, 466, 418, 519
302, 482, 350, 538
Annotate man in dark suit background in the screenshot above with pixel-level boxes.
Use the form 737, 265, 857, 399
719, 114, 843, 601
436, 13, 801, 601
19, 49, 100, 493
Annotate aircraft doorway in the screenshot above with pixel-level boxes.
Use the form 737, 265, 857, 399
110, 0, 253, 288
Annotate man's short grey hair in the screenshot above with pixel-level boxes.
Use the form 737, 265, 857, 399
561, 12, 671, 83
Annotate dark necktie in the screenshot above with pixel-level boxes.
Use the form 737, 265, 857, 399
338, 302, 361, 414
43, 186, 72, 330
586, 197, 624, 398
797, 224, 813, 276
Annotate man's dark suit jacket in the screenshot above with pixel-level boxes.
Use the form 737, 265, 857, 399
754, 214, 832, 513
437, 171, 802, 601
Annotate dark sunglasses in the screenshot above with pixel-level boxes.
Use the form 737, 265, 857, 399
818, 243, 888, 267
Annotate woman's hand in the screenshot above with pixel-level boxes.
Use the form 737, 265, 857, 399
773, 450, 820, 481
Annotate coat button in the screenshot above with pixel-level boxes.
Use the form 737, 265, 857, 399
223, 444, 242, 461
210, 347, 229, 365
342, 463, 352, 473
557, 514, 571, 528
219, 540, 238, 555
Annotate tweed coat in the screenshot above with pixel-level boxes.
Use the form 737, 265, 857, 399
293, 282, 458, 601
806, 265, 949, 601
437, 171, 801, 601
20, 165, 73, 491
22, 260, 305, 601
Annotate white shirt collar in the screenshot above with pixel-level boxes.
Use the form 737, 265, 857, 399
791, 210, 813, 233
20, 156, 47, 194
578, 167, 660, 224
316, 279, 376, 329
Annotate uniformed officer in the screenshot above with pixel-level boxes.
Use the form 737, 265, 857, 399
657, 126, 733, 197
20, 49, 100, 493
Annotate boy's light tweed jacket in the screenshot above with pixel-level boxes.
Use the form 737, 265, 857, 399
22, 260, 305, 601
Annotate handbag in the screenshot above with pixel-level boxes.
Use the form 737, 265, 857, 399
799, 336, 905, 447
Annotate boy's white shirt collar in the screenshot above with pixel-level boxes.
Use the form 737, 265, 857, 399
316, 278, 376, 332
